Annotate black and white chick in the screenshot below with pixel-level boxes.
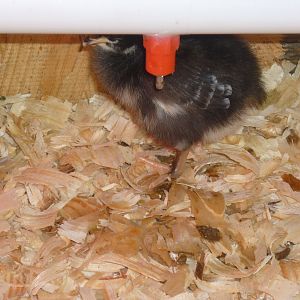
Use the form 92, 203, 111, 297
89, 35, 266, 177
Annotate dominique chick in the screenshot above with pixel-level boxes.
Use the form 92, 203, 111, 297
88, 35, 266, 177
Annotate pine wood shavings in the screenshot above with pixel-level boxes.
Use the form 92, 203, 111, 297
104, 282, 118, 300
1, 270, 28, 299
1, 57, 300, 298
0, 188, 23, 214
120, 122, 139, 145
163, 265, 192, 296
30, 259, 70, 295
15, 167, 83, 189
282, 173, 300, 191
169, 220, 203, 254
0, 236, 19, 256
280, 260, 300, 282
280, 216, 300, 244
97, 189, 141, 211
262, 63, 285, 91
21, 97, 72, 130
118, 277, 167, 300
243, 260, 300, 300
0, 219, 10, 232
91, 144, 126, 169
60, 196, 101, 219
17, 206, 58, 230
94, 252, 171, 282
121, 152, 170, 192
107, 116, 130, 141
206, 253, 272, 279
34, 236, 68, 266
189, 189, 225, 227
194, 278, 242, 294
265, 275, 300, 300
79, 286, 97, 300
209, 144, 260, 176
58, 211, 100, 243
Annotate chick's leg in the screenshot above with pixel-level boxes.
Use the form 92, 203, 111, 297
171, 148, 190, 179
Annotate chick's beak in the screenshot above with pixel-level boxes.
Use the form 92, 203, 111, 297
82, 36, 111, 47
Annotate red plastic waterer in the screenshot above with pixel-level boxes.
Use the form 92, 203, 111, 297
143, 34, 180, 89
